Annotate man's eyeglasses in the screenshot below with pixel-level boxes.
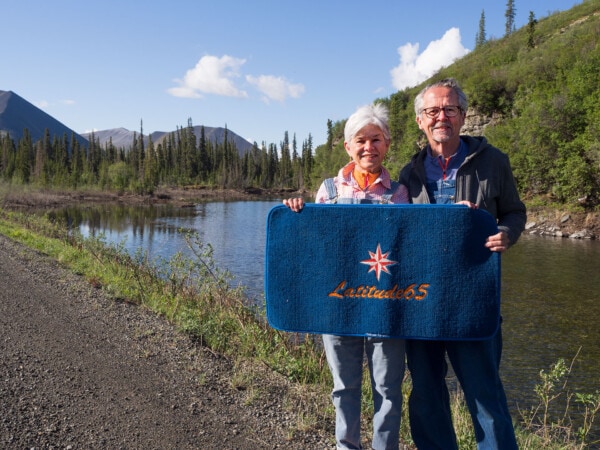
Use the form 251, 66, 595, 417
420, 106, 463, 118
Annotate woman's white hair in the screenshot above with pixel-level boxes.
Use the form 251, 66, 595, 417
344, 103, 390, 144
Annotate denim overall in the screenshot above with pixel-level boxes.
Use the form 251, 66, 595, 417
321, 177, 405, 450
427, 179, 456, 205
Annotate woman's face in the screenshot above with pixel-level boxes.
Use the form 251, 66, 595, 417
344, 123, 390, 174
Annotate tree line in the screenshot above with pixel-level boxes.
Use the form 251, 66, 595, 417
0, 119, 317, 194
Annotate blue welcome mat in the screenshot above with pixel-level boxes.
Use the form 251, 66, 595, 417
265, 204, 501, 340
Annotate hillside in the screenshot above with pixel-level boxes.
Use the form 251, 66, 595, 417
0, 90, 89, 148
309, 1, 600, 208
382, 0, 600, 208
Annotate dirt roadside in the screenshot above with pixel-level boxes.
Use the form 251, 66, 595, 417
0, 233, 333, 449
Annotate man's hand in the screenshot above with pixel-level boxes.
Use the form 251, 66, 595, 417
456, 201, 507, 252
486, 231, 509, 253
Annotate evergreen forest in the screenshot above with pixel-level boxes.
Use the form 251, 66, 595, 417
1, 0, 599, 209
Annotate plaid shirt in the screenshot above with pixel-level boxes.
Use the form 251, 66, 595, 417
315, 162, 409, 204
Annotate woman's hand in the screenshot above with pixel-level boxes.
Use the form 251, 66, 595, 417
283, 197, 305, 212
456, 200, 478, 209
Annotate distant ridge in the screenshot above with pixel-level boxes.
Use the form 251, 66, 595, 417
0, 90, 254, 156
0, 90, 89, 147
83, 126, 254, 156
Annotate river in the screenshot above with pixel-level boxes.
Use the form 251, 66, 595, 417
47, 200, 599, 439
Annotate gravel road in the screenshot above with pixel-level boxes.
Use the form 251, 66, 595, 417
0, 233, 333, 449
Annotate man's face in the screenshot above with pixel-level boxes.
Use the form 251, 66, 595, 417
416, 86, 465, 147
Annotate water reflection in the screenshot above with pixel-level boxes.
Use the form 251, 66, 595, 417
49, 201, 280, 302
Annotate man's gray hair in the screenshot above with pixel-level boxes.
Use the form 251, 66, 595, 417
414, 78, 468, 117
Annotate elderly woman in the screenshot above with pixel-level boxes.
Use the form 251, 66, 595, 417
283, 103, 408, 450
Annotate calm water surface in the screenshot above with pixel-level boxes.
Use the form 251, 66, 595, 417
51, 201, 599, 437
69, 201, 279, 301
500, 235, 600, 429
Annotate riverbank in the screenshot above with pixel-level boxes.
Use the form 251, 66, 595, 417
524, 205, 600, 240
0, 185, 295, 208
2, 185, 598, 240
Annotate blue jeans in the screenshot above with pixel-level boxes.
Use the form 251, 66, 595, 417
322, 334, 406, 450
405, 330, 518, 450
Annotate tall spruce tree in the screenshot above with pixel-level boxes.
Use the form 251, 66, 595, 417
198, 125, 209, 181
138, 119, 145, 179
291, 133, 302, 189
53, 133, 70, 186
69, 138, 83, 187
279, 131, 292, 188
14, 128, 32, 183
326, 119, 334, 151
302, 134, 313, 189
130, 130, 139, 180
267, 142, 278, 187
0, 132, 16, 179
476, 10, 487, 47
183, 118, 198, 181
527, 11, 537, 48
505, 0, 516, 36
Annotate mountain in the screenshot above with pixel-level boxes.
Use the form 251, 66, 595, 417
0, 90, 89, 147
0, 89, 253, 156
82, 126, 254, 156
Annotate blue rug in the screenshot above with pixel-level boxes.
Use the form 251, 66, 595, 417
265, 204, 501, 340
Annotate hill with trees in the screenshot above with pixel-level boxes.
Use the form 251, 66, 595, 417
313, 0, 600, 209
389, 0, 600, 208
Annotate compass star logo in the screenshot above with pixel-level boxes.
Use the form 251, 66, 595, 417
360, 243, 397, 281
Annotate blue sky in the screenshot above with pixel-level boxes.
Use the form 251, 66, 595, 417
1, 0, 582, 148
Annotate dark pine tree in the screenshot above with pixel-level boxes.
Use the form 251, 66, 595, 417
505, 0, 516, 36
527, 11, 537, 49
476, 10, 487, 47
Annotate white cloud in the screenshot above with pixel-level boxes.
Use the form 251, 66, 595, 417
168, 54, 248, 98
35, 100, 49, 108
246, 74, 305, 103
168, 54, 305, 104
390, 28, 470, 91
61, 99, 76, 106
